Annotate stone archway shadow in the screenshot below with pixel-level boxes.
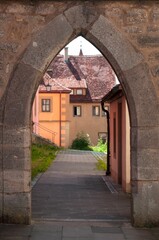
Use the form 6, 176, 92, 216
2, 5, 159, 226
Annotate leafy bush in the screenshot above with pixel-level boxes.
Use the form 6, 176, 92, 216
71, 132, 92, 150
91, 138, 107, 153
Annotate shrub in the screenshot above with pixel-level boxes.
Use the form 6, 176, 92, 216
91, 138, 107, 153
71, 132, 92, 150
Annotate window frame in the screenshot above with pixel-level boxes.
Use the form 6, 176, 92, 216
92, 106, 100, 116
73, 105, 82, 117
76, 89, 83, 95
41, 99, 51, 112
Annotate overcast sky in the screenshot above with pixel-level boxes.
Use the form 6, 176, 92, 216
60, 36, 101, 56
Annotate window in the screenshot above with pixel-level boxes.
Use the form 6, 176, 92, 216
42, 99, 51, 112
76, 89, 83, 95
73, 106, 81, 116
70, 89, 74, 95
92, 106, 100, 116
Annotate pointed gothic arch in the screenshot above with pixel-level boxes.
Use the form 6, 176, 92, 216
1, 5, 159, 226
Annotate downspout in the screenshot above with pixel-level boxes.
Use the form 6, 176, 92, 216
101, 102, 111, 176
59, 92, 62, 147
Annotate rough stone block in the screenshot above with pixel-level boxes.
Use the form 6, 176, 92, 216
131, 126, 159, 150
4, 170, 31, 193
124, 8, 148, 25
35, 2, 57, 15
88, 15, 143, 71
138, 35, 159, 47
132, 180, 159, 227
0, 193, 2, 223
151, 65, 159, 77
131, 149, 159, 180
64, 5, 99, 31
6, 3, 34, 14
4, 62, 40, 127
0, 170, 2, 192
3, 125, 30, 145
124, 63, 159, 127
151, 7, 159, 22
22, 14, 73, 72
3, 126, 30, 146
3, 192, 31, 224
149, 51, 159, 61
3, 145, 31, 171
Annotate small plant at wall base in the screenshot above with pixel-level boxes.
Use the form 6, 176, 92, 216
71, 132, 92, 151
96, 158, 107, 171
31, 143, 59, 179
91, 138, 107, 153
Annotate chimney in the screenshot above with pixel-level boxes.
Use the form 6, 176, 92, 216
64, 47, 69, 61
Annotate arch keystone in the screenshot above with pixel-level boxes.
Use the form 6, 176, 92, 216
64, 5, 99, 32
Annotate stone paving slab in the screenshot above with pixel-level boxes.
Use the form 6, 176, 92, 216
0, 221, 158, 240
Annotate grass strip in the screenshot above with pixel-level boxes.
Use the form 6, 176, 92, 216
31, 143, 59, 180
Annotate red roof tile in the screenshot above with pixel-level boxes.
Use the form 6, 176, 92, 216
40, 54, 115, 102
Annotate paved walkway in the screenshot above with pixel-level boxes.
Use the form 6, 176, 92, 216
0, 150, 159, 239
32, 149, 130, 221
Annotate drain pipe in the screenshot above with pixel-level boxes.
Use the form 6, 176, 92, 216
101, 102, 111, 176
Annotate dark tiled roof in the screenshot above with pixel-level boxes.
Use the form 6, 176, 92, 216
40, 73, 71, 93
41, 54, 115, 102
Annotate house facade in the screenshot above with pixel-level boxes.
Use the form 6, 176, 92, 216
32, 51, 115, 147
102, 84, 130, 193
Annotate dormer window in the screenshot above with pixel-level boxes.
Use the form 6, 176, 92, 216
76, 89, 83, 95
70, 89, 74, 95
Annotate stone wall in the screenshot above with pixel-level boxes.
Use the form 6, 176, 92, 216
0, 1, 159, 98
0, 1, 159, 226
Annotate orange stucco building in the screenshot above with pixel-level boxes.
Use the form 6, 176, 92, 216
102, 84, 130, 193
32, 51, 115, 148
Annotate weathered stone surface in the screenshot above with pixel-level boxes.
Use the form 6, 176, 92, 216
89, 15, 143, 71
4, 170, 30, 193
0, 193, 2, 222
124, 8, 148, 25
3, 146, 30, 171
151, 65, 159, 77
3, 192, 31, 224
22, 14, 73, 72
124, 63, 159, 127
150, 7, 159, 22
131, 149, 159, 180
5, 2, 35, 14
35, 2, 68, 15
148, 51, 159, 61
4, 62, 41, 127
3, 126, 30, 146
147, 25, 159, 33
64, 5, 99, 31
132, 181, 159, 227
131, 127, 159, 150
0, 170, 2, 192
138, 35, 159, 47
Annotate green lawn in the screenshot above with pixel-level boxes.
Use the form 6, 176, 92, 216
31, 143, 59, 180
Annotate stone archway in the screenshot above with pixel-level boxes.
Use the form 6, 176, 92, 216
1, 5, 159, 226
